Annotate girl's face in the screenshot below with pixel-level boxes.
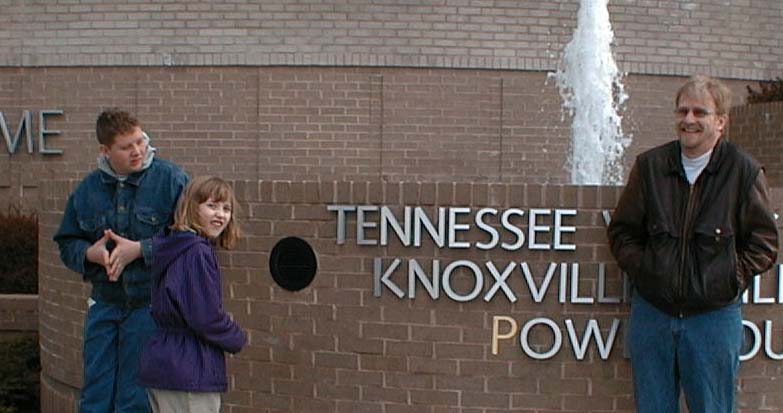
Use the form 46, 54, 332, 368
197, 197, 232, 239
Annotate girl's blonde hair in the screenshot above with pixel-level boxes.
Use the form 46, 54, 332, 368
172, 176, 240, 249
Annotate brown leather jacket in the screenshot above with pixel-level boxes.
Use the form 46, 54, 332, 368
608, 139, 778, 317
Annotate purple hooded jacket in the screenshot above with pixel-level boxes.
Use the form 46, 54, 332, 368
138, 229, 246, 392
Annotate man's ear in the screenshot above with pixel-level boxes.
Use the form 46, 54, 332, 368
718, 113, 728, 134
99, 144, 110, 156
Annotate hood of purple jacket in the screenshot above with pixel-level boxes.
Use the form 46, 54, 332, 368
152, 228, 207, 282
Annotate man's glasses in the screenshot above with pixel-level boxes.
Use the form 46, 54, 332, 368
674, 106, 714, 118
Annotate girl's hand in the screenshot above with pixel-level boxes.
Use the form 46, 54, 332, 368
105, 229, 142, 281
85, 232, 112, 278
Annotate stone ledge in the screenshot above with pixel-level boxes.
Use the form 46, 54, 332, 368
2, 52, 778, 81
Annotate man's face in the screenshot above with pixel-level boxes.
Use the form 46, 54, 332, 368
674, 91, 727, 158
100, 126, 147, 175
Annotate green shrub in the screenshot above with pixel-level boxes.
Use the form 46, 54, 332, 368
0, 208, 37, 294
0, 334, 40, 413
747, 77, 783, 104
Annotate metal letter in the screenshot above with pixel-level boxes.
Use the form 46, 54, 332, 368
475, 208, 499, 250
39, 109, 64, 155
553, 209, 576, 251
442, 260, 483, 302
0, 110, 33, 154
752, 274, 775, 304
565, 318, 620, 360
601, 210, 612, 226
414, 207, 445, 247
528, 209, 551, 250
484, 261, 517, 303
520, 262, 557, 303
492, 316, 518, 356
380, 206, 411, 246
778, 264, 783, 304
597, 263, 621, 304
740, 320, 761, 361
327, 205, 355, 245
357, 205, 378, 245
500, 208, 525, 250
764, 320, 783, 360
447, 207, 471, 248
570, 263, 594, 304
373, 257, 404, 298
559, 263, 568, 303
519, 317, 562, 360
408, 259, 439, 299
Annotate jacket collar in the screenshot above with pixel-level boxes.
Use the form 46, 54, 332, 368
98, 158, 154, 187
665, 138, 727, 178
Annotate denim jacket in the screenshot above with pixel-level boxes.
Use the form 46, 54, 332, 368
54, 158, 188, 307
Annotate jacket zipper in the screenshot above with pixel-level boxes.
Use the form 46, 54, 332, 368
677, 183, 698, 317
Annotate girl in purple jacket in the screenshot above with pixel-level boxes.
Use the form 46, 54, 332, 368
138, 176, 246, 413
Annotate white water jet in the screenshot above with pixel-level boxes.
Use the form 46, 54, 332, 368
554, 0, 629, 185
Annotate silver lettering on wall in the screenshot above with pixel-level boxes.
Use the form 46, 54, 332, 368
329, 205, 578, 250
331, 204, 783, 361
0, 110, 64, 155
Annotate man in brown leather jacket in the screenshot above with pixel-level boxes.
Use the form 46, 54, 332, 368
607, 75, 778, 413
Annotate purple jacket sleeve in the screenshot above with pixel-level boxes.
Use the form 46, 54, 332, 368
174, 244, 247, 354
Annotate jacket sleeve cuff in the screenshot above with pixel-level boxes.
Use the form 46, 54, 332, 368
75, 244, 89, 274
140, 238, 154, 265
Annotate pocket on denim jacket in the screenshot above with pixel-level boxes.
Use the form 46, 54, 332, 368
134, 207, 168, 238
77, 215, 106, 239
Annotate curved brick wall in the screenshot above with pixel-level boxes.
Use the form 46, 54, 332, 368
729, 101, 783, 188
30, 87, 783, 411
0, 67, 763, 210
0, 295, 38, 332
4, 2, 781, 410
39, 181, 783, 412
1, 1, 781, 80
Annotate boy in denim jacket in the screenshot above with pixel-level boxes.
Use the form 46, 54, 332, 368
54, 108, 188, 413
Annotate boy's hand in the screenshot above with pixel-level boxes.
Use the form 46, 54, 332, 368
105, 230, 142, 281
85, 232, 112, 277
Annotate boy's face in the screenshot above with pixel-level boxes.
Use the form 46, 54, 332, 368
100, 126, 147, 175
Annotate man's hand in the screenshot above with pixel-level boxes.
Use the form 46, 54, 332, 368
105, 230, 142, 281
85, 232, 112, 278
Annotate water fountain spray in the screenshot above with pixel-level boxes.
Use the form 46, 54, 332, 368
554, 0, 629, 185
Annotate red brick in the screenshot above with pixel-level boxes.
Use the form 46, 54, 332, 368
29, 68, 783, 413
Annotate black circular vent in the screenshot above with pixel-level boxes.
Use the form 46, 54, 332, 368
269, 237, 317, 291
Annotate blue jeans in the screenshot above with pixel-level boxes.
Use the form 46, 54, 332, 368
628, 292, 743, 413
80, 300, 155, 413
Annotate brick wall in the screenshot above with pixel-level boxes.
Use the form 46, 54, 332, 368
38, 180, 783, 413
3, 52, 778, 413
0, 294, 37, 332
0, 66, 759, 211
38, 179, 85, 413
729, 102, 783, 188
1, 1, 781, 80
